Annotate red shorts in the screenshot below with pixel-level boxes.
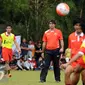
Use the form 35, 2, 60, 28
71, 54, 84, 68
78, 58, 85, 69
2, 47, 13, 62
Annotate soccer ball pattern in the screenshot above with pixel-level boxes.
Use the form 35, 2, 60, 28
56, 3, 70, 16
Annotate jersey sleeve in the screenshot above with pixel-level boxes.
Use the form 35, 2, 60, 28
68, 35, 71, 48
58, 30, 63, 40
78, 47, 85, 55
42, 32, 47, 42
14, 35, 16, 40
78, 41, 85, 55
0, 34, 2, 41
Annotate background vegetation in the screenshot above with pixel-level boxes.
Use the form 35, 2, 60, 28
0, 0, 85, 48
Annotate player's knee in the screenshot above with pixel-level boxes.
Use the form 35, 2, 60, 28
65, 69, 70, 76
65, 68, 73, 76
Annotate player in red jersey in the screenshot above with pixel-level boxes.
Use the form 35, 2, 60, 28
61, 21, 85, 85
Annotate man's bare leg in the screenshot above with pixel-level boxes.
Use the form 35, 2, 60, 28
5, 61, 11, 77
71, 64, 82, 85
81, 69, 85, 85
71, 64, 85, 85
65, 65, 73, 85
71, 72, 80, 85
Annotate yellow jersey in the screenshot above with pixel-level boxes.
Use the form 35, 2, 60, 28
1, 32, 15, 49
80, 40, 85, 63
65, 48, 71, 58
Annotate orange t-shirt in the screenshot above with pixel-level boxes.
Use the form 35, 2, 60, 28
68, 32, 85, 58
43, 28, 63, 50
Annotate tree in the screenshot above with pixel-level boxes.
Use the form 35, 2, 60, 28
0, 0, 85, 48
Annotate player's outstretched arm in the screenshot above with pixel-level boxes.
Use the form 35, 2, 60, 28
67, 53, 82, 65
61, 53, 83, 69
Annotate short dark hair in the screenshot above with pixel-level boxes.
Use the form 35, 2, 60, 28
49, 20, 56, 24
73, 18, 82, 26
6, 24, 12, 29
73, 18, 85, 34
80, 22, 85, 34
20, 57, 24, 61
72, 18, 85, 26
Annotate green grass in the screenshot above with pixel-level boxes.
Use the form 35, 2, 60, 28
0, 70, 82, 85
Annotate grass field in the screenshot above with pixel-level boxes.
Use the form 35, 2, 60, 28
0, 70, 82, 85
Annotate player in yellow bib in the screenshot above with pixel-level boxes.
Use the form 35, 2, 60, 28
0, 25, 21, 77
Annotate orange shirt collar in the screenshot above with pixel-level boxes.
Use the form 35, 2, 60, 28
75, 32, 84, 37
49, 28, 56, 32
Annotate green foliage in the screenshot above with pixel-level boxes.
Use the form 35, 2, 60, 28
0, 0, 85, 48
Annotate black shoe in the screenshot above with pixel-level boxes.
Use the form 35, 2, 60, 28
40, 80, 46, 83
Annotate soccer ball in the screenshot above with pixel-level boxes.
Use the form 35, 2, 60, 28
56, 3, 70, 16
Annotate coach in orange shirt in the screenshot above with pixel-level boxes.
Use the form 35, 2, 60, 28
40, 20, 64, 83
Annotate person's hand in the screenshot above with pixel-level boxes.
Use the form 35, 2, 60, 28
36, 51, 40, 53
39, 57, 43, 61
41, 53, 44, 59
18, 49, 21, 55
26, 48, 31, 51
60, 63, 68, 69
59, 48, 64, 53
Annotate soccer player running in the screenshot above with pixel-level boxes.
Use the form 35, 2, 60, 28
61, 22, 85, 85
0, 25, 21, 77
40, 20, 64, 83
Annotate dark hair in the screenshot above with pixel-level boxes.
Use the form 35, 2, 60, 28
80, 22, 85, 34
73, 18, 85, 34
20, 57, 24, 61
6, 24, 12, 29
73, 18, 82, 26
49, 20, 56, 24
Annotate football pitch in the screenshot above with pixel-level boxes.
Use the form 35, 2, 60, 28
0, 70, 82, 85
